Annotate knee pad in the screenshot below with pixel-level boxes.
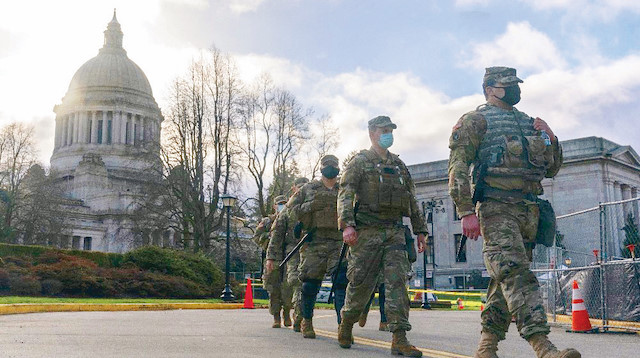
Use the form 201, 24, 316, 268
301, 280, 321, 296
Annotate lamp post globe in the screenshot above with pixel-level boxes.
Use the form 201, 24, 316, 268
220, 193, 237, 302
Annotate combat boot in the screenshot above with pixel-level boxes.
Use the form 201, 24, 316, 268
283, 309, 292, 327
379, 322, 389, 331
527, 333, 581, 358
301, 318, 316, 339
272, 312, 281, 328
391, 330, 422, 357
338, 314, 357, 348
474, 330, 499, 358
293, 313, 302, 332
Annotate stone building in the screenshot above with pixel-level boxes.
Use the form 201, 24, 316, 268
48, 11, 164, 253
408, 136, 640, 290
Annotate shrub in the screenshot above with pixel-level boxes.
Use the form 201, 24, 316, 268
10, 275, 41, 296
0, 268, 9, 289
0, 243, 122, 268
123, 246, 223, 287
1, 243, 225, 298
3, 256, 32, 268
40, 279, 63, 296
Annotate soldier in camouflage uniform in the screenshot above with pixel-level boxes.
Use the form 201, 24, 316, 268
254, 195, 288, 328
286, 155, 342, 339
448, 67, 580, 358
337, 116, 427, 357
265, 177, 309, 331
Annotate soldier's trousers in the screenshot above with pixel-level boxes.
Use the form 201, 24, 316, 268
298, 237, 342, 281
342, 226, 411, 332
263, 262, 294, 316
298, 236, 342, 319
478, 199, 550, 340
286, 252, 302, 319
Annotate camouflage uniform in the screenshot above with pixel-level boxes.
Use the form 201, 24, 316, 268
266, 205, 299, 322
254, 195, 288, 326
289, 176, 342, 319
448, 67, 563, 341
337, 139, 427, 333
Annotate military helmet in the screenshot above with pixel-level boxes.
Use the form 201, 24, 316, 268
274, 195, 287, 204
293, 177, 309, 186
483, 66, 523, 87
320, 154, 339, 168
367, 115, 397, 129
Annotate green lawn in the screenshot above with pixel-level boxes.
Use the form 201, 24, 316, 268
0, 297, 224, 304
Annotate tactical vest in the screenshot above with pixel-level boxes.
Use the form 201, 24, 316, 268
474, 105, 553, 185
356, 150, 411, 219
305, 181, 339, 230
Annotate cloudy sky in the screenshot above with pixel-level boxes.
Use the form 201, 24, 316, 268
2, 0, 640, 169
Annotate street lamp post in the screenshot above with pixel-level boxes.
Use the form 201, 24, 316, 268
220, 193, 237, 302
422, 199, 445, 306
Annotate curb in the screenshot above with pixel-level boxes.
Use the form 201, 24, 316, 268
0, 302, 246, 315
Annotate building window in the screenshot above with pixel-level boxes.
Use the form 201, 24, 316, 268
107, 119, 112, 144
453, 203, 461, 221
83, 237, 92, 251
454, 276, 466, 289
423, 235, 434, 264
72, 236, 81, 250
97, 120, 103, 144
454, 234, 467, 262
87, 118, 92, 143
125, 121, 130, 144
134, 123, 138, 146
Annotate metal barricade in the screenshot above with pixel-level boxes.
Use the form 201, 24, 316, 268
530, 197, 640, 332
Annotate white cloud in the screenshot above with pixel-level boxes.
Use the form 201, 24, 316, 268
227, 0, 266, 13
234, 51, 640, 167
518, 55, 640, 139
464, 22, 567, 73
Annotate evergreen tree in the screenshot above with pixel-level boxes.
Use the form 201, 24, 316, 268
621, 213, 639, 258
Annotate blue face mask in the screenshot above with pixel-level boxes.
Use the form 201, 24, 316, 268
378, 133, 394, 149
277, 204, 285, 213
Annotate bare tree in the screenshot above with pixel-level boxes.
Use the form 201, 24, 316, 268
136, 48, 241, 253
271, 89, 310, 196
236, 74, 275, 217
300, 114, 339, 179
12, 164, 70, 245
0, 123, 37, 238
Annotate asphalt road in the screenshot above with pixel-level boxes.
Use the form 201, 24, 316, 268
0, 308, 637, 357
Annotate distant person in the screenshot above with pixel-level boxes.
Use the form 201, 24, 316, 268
254, 195, 288, 328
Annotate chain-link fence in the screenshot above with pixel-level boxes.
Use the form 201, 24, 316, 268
531, 197, 640, 332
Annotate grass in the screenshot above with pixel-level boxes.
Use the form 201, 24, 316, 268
0, 296, 223, 304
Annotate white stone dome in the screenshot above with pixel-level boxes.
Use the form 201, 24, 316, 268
51, 10, 162, 178
67, 50, 153, 97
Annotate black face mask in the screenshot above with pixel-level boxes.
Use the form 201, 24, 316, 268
500, 85, 521, 105
321, 166, 339, 179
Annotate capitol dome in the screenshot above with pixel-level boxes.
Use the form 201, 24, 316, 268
51, 10, 162, 179
67, 48, 153, 97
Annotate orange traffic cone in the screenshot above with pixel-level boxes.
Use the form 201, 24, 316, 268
243, 278, 254, 309
457, 298, 464, 310
570, 280, 593, 332
480, 304, 484, 311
